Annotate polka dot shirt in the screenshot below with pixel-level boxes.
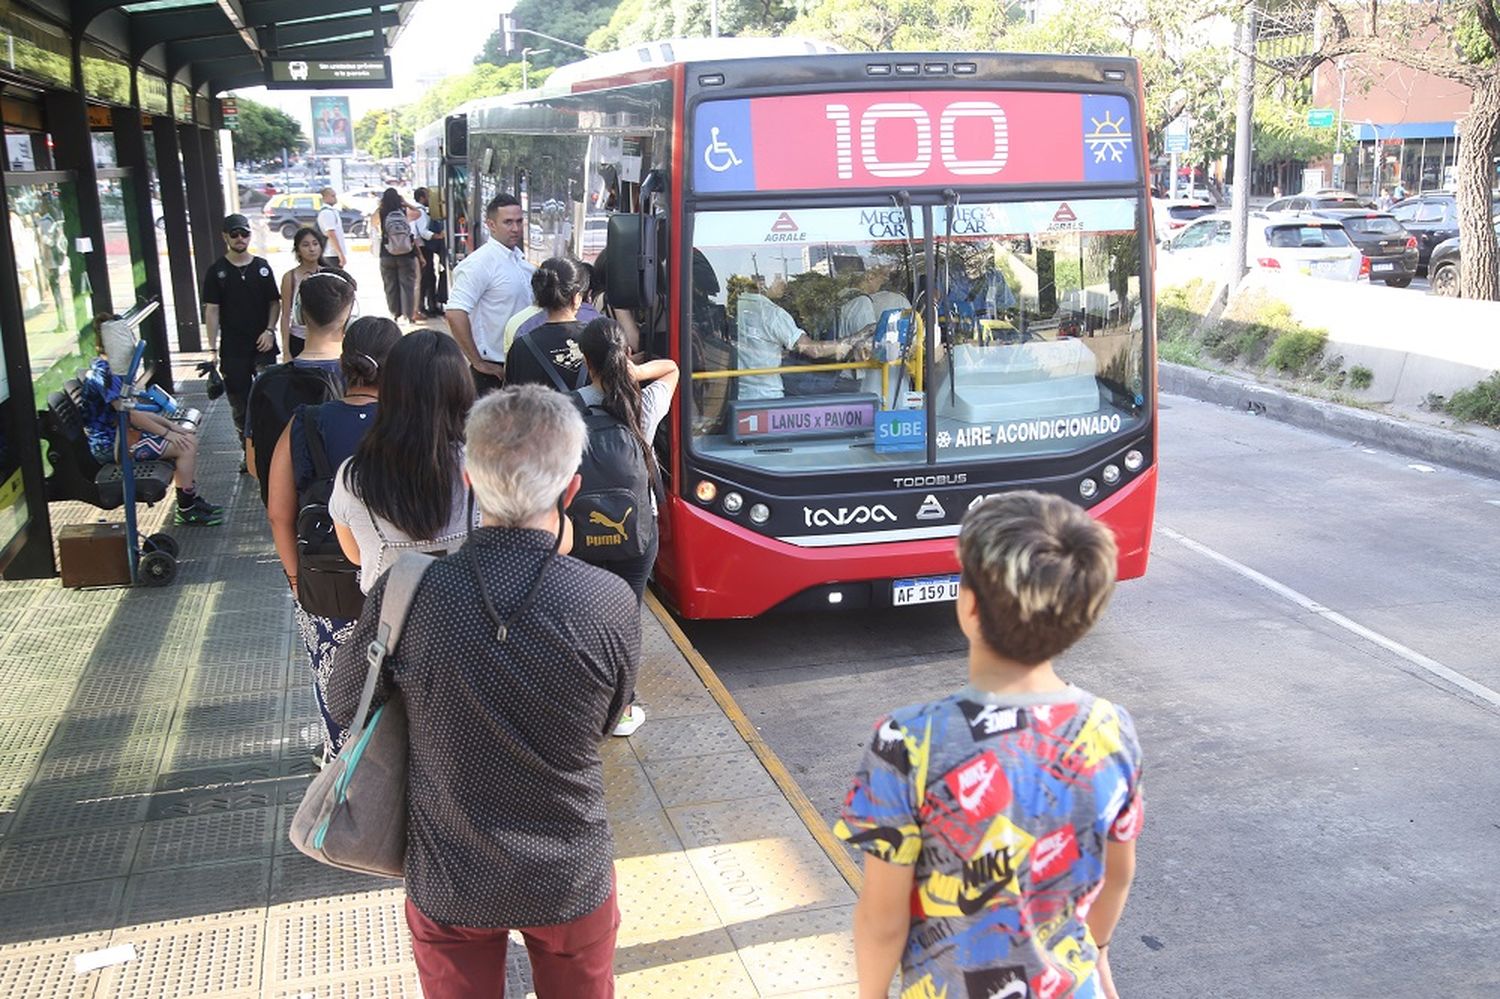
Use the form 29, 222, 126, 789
328, 527, 641, 928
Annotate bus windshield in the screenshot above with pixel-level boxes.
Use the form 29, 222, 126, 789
687, 197, 1147, 471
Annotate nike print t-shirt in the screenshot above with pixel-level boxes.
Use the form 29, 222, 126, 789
835, 685, 1143, 999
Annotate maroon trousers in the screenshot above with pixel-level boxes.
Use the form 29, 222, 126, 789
404, 877, 620, 999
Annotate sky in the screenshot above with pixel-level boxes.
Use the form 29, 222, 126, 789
230, 0, 512, 135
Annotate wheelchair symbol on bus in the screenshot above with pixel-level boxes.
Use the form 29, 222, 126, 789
703, 128, 743, 173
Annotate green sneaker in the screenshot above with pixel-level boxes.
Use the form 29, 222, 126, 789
175, 498, 224, 526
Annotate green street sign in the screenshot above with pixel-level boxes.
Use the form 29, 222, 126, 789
1306, 108, 1335, 128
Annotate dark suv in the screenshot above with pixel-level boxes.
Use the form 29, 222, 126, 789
260, 193, 367, 241
1390, 193, 1500, 272
1310, 209, 1419, 287
1427, 215, 1500, 297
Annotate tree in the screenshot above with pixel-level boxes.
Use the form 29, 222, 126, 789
1300, 0, 1499, 299
231, 99, 306, 165
355, 109, 414, 160
400, 63, 546, 140
789, 0, 1022, 53
478, 0, 616, 68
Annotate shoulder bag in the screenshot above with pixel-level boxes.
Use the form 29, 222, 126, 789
289, 552, 434, 877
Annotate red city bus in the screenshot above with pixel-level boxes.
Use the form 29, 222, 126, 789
417, 39, 1157, 619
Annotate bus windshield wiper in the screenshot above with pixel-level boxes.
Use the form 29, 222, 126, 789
890, 190, 919, 409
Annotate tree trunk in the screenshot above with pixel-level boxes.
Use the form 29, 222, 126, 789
1457, 75, 1500, 301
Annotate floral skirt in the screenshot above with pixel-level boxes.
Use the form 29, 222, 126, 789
294, 605, 357, 757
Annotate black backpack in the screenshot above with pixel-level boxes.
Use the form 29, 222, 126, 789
245, 362, 343, 505
294, 406, 366, 620
569, 394, 657, 563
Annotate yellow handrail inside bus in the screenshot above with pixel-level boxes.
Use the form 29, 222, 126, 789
691, 359, 922, 399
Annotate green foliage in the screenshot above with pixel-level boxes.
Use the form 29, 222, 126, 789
1156, 278, 1213, 343
1445, 372, 1500, 427
587, 0, 644, 52
232, 99, 307, 164
479, 0, 619, 68
1348, 365, 1374, 390
401, 63, 545, 139
355, 110, 416, 160
788, 0, 1023, 53
1253, 88, 1343, 163
1455, 6, 1498, 65
1264, 327, 1328, 374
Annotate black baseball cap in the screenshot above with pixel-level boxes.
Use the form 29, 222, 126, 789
222, 213, 251, 233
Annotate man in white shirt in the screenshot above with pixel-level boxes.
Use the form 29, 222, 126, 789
412, 187, 443, 317
446, 193, 534, 394
316, 187, 349, 269
735, 292, 851, 399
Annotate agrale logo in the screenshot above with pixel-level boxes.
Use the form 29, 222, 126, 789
916, 494, 946, 521
765, 211, 806, 243
803, 504, 896, 527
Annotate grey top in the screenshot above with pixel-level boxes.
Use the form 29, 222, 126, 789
327, 527, 640, 928
328, 460, 475, 592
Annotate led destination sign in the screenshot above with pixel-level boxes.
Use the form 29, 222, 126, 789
266, 57, 392, 89
727, 396, 879, 443
694, 90, 1137, 193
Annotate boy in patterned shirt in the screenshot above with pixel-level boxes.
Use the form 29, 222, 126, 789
836, 491, 1143, 999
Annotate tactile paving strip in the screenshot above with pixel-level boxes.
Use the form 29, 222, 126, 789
177, 691, 286, 731
145, 783, 279, 820
44, 703, 178, 749
270, 851, 400, 906
0, 931, 111, 999
266, 967, 425, 998
199, 626, 291, 665
36, 739, 166, 786
5, 628, 104, 672
613, 927, 758, 998
119, 857, 271, 925
265, 889, 410, 985
0, 715, 59, 755
726, 904, 859, 996
628, 711, 752, 763
0, 681, 82, 718
97, 911, 263, 997
68, 670, 185, 711
615, 851, 723, 949
0, 747, 47, 789
134, 807, 276, 871
185, 661, 289, 699
0, 878, 125, 945
643, 751, 780, 809
0, 826, 141, 892
11, 782, 153, 838
162, 721, 285, 769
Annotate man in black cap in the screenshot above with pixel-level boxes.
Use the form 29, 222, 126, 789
202, 213, 281, 468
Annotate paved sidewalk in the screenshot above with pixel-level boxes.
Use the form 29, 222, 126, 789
0, 373, 861, 997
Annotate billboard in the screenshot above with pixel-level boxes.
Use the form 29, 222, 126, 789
310, 96, 354, 157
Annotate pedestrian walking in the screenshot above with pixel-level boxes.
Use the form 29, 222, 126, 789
326, 385, 639, 999
835, 491, 1143, 999
329, 330, 476, 591
265, 317, 402, 761
243, 269, 357, 503
317, 187, 350, 269
202, 212, 280, 467
375, 187, 421, 324
446, 193, 534, 394
572, 316, 678, 737
279, 227, 325, 358
503, 257, 589, 391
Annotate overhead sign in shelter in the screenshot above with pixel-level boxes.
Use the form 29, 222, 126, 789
266, 57, 392, 89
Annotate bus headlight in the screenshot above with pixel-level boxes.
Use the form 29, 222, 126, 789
1124, 450, 1145, 472
1079, 478, 1099, 500
749, 503, 771, 524
722, 492, 744, 514
695, 480, 717, 504
1102, 464, 1121, 486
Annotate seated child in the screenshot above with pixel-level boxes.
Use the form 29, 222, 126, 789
81, 316, 224, 526
836, 490, 1142, 999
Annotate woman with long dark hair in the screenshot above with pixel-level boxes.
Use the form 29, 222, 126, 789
279, 226, 324, 357
331, 330, 477, 590
576, 316, 678, 736
266, 316, 402, 762
376, 186, 419, 323
504, 256, 590, 390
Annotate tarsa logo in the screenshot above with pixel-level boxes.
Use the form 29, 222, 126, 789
803, 504, 897, 527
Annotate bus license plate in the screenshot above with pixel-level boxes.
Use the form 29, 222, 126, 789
893, 574, 961, 606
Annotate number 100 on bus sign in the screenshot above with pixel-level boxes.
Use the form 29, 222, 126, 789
693, 91, 1136, 193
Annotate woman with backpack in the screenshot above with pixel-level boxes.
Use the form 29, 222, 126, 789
574, 317, 679, 736
503, 256, 591, 390
330, 330, 477, 594
376, 187, 420, 324
265, 316, 403, 762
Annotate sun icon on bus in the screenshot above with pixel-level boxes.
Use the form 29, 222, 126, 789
1085, 110, 1132, 164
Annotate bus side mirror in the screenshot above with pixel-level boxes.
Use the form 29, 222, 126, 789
605, 214, 659, 312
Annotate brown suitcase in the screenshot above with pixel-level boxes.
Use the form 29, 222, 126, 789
58, 522, 131, 588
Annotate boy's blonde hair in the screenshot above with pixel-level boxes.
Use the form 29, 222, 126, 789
958, 491, 1118, 665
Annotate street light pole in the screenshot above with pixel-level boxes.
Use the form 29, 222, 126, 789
1227, 3, 1258, 292
1333, 58, 1346, 189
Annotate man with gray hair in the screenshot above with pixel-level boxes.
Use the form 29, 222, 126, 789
326, 385, 639, 997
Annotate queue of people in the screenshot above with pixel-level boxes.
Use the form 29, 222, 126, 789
187, 192, 1141, 999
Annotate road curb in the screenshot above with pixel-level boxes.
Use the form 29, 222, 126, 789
1160, 362, 1500, 481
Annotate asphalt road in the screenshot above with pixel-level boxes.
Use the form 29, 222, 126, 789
676, 394, 1500, 998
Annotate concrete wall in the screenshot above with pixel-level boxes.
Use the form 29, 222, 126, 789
1163, 270, 1500, 407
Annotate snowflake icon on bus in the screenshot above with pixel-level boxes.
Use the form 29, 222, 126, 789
1085, 109, 1131, 164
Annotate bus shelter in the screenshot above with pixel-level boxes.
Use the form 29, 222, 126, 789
0, 0, 416, 578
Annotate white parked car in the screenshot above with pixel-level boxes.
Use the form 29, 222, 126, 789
1158, 211, 1368, 282
1152, 196, 1216, 242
